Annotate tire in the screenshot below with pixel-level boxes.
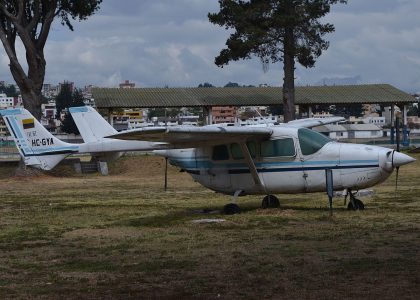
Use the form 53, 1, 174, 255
223, 203, 241, 215
347, 199, 365, 210
262, 195, 280, 209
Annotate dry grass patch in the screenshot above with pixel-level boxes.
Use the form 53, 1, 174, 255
0, 153, 419, 299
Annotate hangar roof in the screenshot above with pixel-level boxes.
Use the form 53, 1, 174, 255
92, 84, 415, 109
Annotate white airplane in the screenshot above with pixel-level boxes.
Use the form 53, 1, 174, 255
1, 106, 415, 214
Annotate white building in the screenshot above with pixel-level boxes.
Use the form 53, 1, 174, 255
349, 116, 386, 127
383, 106, 401, 125
313, 124, 383, 140
0, 94, 15, 109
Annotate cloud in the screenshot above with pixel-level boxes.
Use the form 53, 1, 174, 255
1, 0, 419, 92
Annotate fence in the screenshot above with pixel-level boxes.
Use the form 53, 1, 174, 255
0, 140, 20, 161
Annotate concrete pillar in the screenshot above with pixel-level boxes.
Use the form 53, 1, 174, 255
402, 104, 409, 146
308, 105, 313, 118
98, 161, 109, 176
297, 105, 302, 119
390, 104, 395, 144
108, 108, 113, 126
203, 106, 213, 125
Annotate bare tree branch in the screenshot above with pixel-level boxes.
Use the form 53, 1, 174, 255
0, 25, 28, 81
0, 3, 18, 21
26, 0, 41, 33
16, 0, 24, 22
37, 1, 57, 49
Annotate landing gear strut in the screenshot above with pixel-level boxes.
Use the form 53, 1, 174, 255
261, 195, 280, 209
346, 189, 365, 211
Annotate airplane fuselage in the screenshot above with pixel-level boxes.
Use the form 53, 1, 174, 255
159, 127, 405, 195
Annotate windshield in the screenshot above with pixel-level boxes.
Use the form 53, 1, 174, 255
298, 128, 332, 155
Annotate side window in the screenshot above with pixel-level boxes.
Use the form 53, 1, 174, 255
298, 128, 331, 156
261, 138, 295, 157
230, 143, 243, 160
246, 141, 257, 158
212, 144, 229, 161
230, 142, 257, 160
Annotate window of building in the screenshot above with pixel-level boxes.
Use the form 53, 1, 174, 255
298, 128, 331, 156
212, 144, 230, 161
261, 138, 295, 157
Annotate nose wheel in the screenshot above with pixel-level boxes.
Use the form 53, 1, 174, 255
346, 190, 365, 211
223, 203, 241, 215
262, 195, 280, 209
347, 199, 364, 210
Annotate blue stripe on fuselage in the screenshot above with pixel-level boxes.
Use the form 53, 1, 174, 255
169, 158, 379, 170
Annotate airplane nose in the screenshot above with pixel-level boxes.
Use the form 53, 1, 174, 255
392, 151, 416, 167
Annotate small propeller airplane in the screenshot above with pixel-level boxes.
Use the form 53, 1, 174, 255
0, 106, 415, 214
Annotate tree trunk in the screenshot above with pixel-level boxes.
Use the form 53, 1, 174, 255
9, 51, 45, 120
20, 89, 43, 120
283, 26, 296, 123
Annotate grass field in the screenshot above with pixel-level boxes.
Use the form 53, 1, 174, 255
0, 153, 419, 299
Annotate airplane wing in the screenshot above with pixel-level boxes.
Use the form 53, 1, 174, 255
104, 117, 342, 147
285, 117, 345, 128
105, 126, 273, 147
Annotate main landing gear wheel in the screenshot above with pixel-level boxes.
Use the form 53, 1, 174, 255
347, 198, 365, 211
261, 195, 280, 209
223, 203, 241, 215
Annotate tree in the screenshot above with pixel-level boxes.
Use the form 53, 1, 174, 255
407, 104, 419, 117
56, 85, 85, 134
55, 83, 73, 119
0, 0, 102, 120
224, 81, 240, 87
60, 112, 79, 134
209, 0, 347, 122
331, 104, 364, 118
198, 82, 215, 88
0, 83, 18, 96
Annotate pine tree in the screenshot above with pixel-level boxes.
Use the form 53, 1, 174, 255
209, 0, 347, 122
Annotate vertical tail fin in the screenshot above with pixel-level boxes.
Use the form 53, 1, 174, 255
69, 106, 117, 142
0, 108, 79, 170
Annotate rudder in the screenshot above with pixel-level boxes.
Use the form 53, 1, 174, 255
69, 106, 117, 142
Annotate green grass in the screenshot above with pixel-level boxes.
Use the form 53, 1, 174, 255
0, 154, 419, 299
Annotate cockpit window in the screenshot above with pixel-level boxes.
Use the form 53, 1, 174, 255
261, 138, 295, 157
298, 128, 331, 155
212, 145, 229, 160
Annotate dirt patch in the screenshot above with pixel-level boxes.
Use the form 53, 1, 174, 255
63, 227, 145, 240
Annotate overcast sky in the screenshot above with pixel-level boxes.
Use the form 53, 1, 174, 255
1, 0, 420, 93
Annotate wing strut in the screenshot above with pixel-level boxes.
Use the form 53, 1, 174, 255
238, 142, 267, 193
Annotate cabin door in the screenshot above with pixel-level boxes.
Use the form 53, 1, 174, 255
207, 145, 232, 191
